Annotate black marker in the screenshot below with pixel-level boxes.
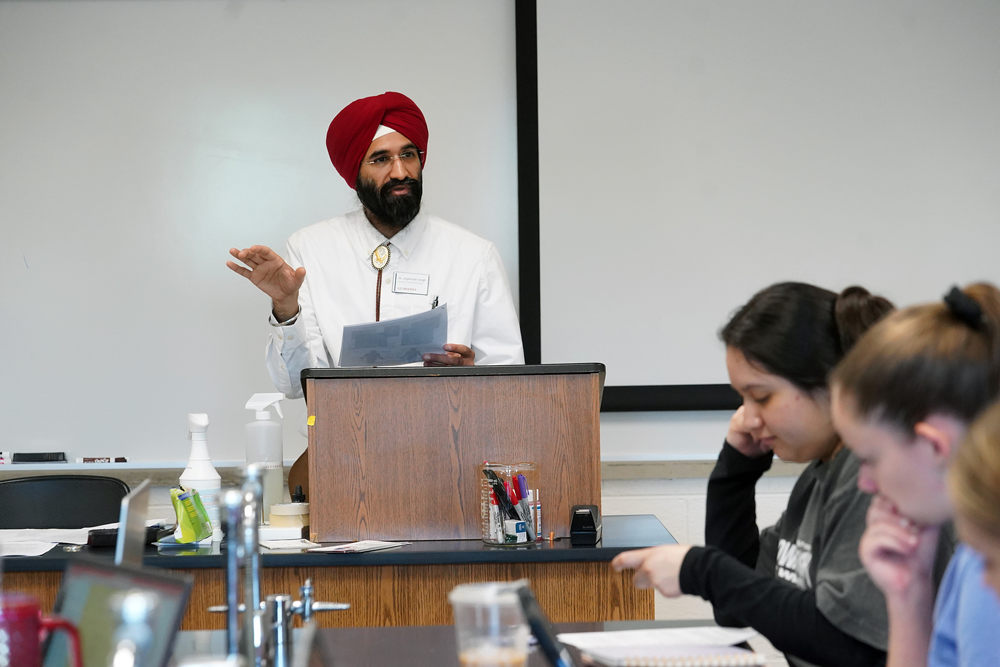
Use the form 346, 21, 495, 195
482, 468, 518, 520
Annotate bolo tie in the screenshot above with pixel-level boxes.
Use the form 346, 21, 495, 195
371, 241, 391, 322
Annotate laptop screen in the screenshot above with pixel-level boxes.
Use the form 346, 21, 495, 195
43, 558, 191, 667
115, 478, 152, 568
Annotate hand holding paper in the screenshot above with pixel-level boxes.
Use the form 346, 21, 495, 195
339, 305, 448, 367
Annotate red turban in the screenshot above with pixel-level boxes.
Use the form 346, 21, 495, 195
325, 92, 429, 189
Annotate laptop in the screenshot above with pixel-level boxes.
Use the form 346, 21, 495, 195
42, 557, 192, 667
116, 478, 152, 567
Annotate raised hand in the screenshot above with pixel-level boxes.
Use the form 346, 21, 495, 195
725, 405, 770, 457
227, 245, 306, 321
611, 544, 694, 597
422, 343, 476, 367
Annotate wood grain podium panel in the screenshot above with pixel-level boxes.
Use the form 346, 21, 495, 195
305, 367, 603, 542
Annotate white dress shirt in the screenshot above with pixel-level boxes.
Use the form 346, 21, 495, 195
265, 209, 524, 398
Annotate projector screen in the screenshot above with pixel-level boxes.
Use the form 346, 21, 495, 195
537, 0, 1000, 388
1, 0, 518, 463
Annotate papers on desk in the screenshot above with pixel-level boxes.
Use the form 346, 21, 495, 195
575, 644, 763, 666
260, 539, 321, 550
0, 519, 168, 556
0, 528, 92, 547
308, 540, 409, 553
0, 541, 59, 557
558, 626, 758, 650
558, 627, 762, 666
338, 305, 448, 367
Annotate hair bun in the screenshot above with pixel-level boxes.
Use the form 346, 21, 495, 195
835, 286, 895, 353
944, 286, 985, 329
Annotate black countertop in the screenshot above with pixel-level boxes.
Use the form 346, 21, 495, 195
5, 514, 675, 573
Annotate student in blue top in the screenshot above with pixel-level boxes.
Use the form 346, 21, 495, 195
831, 282, 1000, 667
949, 401, 1000, 614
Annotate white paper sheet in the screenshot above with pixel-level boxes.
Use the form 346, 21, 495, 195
338, 305, 448, 367
308, 540, 409, 553
0, 528, 92, 545
556, 626, 758, 651
0, 541, 59, 557
260, 539, 321, 550
0, 519, 169, 553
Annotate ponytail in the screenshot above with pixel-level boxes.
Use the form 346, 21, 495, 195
721, 282, 894, 391
835, 286, 896, 353
961, 283, 1000, 385
832, 282, 1000, 430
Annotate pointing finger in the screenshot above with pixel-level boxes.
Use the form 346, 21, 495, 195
611, 549, 648, 572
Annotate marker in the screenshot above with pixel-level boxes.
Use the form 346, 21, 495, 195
515, 476, 536, 541
483, 469, 518, 521
535, 489, 543, 542
489, 490, 500, 541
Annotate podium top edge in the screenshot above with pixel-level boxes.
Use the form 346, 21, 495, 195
301, 363, 606, 381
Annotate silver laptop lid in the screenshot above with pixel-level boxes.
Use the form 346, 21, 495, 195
115, 477, 151, 567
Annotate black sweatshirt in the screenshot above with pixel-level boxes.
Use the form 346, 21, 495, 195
678, 443, 888, 667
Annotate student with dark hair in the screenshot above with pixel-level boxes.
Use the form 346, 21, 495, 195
830, 283, 1000, 667
614, 282, 894, 667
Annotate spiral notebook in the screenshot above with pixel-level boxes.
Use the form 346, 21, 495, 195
558, 626, 763, 667
580, 644, 764, 666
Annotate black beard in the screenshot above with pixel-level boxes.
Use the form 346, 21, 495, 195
355, 174, 423, 231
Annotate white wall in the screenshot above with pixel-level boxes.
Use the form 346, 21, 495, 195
0, 0, 518, 463
601, 411, 733, 461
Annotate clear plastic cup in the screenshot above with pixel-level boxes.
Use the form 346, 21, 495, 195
448, 581, 530, 667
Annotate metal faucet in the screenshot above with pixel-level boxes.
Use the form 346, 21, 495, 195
211, 464, 349, 667
241, 466, 266, 667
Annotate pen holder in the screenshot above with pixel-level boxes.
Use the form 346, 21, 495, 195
480, 462, 541, 546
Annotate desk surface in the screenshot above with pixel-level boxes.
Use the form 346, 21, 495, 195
5, 514, 674, 573
172, 620, 717, 667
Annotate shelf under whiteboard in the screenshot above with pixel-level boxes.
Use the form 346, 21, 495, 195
0, 460, 297, 472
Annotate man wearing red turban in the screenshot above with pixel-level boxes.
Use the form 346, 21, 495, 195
227, 92, 524, 399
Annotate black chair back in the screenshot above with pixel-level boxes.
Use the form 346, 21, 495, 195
0, 475, 130, 529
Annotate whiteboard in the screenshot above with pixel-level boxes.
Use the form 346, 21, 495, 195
537, 0, 1000, 387
0, 0, 518, 463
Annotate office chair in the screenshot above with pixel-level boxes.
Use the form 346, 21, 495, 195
0, 475, 130, 529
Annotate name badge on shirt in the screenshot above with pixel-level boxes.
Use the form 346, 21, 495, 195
392, 272, 430, 296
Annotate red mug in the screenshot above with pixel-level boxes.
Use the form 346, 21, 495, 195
0, 593, 81, 667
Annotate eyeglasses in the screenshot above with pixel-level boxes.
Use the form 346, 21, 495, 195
362, 149, 424, 170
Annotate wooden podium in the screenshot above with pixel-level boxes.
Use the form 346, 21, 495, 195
301, 364, 605, 542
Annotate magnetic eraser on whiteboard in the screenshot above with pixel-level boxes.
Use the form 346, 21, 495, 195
12, 452, 67, 463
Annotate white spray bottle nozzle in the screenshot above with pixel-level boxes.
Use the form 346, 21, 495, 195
188, 413, 209, 441
245, 393, 285, 420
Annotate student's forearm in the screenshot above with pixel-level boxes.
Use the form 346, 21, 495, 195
705, 442, 773, 567
884, 590, 934, 667
681, 546, 885, 666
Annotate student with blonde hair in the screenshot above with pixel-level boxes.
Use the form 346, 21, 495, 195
949, 399, 1000, 598
831, 283, 1000, 667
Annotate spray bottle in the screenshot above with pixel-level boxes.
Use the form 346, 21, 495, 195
245, 393, 285, 523
179, 413, 222, 541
